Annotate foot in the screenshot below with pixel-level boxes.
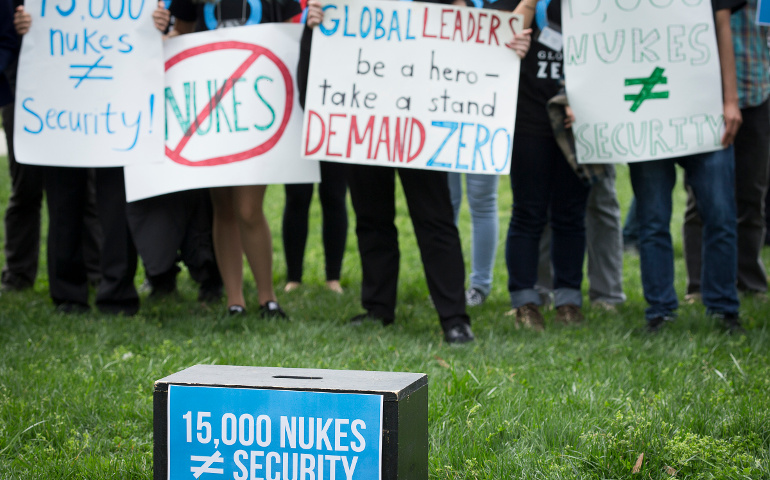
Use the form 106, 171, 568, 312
260, 301, 288, 319
712, 312, 746, 335
465, 287, 486, 307
591, 300, 618, 312
350, 312, 394, 326
646, 315, 672, 334
198, 283, 223, 303
56, 302, 91, 314
683, 292, 701, 305
228, 305, 246, 316
444, 323, 475, 344
555, 304, 584, 325
515, 303, 545, 332
326, 280, 343, 294
284, 281, 301, 293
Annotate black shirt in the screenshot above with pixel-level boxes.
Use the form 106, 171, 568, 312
170, 0, 302, 32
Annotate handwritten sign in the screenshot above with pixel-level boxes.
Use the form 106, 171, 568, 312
302, 0, 521, 174
759, 0, 770, 25
167, 385, 383, 480
562, 0, 724, 164
14, 0, 164, 166
124, 24, 319, 202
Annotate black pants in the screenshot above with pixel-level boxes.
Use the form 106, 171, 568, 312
1, 103, 43, 289
347, 165, 469, 330
45, 166, 138, 313
282, 161, 348, 283
126, 189, 222, 291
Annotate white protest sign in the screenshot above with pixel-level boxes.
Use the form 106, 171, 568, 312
14, 0, 164, 167
302, 0, 521, 174
123, 24, 319, 202
562, 0, 724, 164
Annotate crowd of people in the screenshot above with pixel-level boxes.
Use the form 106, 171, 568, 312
1, 0, 768, 343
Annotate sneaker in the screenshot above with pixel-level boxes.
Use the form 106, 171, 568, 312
712, 312, 746, 335
444, 323, 475, 344
646, 315, 672, 334
259, 301, 288, 319
555, 304, 584, 325
350, 312, 394, 326
515, 303, 545, 332
465, 288, 486, 307
228, 305, 246, 316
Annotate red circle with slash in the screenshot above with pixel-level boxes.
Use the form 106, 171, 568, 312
165, 41, 293, 167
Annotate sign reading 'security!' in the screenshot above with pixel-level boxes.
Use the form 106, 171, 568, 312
14, 0, 163, 167
167, 385, 383, 480
562, 0, 724, 164
303, 0, 522, 175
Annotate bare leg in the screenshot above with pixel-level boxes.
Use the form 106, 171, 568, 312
232, 185, 277, 306
210, 187, 245, 308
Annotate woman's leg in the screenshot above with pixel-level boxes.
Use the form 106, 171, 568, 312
210, 187, 245, 308
318, 161, 349, 288
232, 185, 277, 306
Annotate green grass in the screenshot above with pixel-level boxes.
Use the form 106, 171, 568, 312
0, 156, 768, 479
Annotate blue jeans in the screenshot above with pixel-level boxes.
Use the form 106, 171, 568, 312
506, 135, 589, 308
629, 147, 739, 320
447, 172, 499, 296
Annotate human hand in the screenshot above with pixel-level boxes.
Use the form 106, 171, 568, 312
505, 28, 532, 59
14, 6, 32, 36
306, 0, 324, 28
564, 105, 575, 129
153, 2, 171, 32
721, 99, 742, 147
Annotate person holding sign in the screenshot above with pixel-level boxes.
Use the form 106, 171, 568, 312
13, 2, 171, 315
167, 0, 302, 318
503, 0, 591, 330
628, 0, 745, 333
682, 0, 770, 308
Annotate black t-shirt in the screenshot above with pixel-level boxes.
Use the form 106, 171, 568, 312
170, 0, 302, 32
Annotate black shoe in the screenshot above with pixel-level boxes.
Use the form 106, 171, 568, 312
198, 284, 223, 303
646, 316, 672, 334
97, 301, 140, 316
444, 323, 475, 344
259, 301, 287, 319
228, 305, 246, 316
56, 301, 91, 314
349, 312, 394, 326
713, 312, 746, 335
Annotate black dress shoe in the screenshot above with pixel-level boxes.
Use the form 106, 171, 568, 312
444, 323, 475, 344
349, 312, 394, 326
259, 301, 288, 319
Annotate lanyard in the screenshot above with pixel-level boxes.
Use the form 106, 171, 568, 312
535, 0, 551, 30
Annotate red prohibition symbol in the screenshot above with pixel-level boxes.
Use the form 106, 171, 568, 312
164, 41, 294, 167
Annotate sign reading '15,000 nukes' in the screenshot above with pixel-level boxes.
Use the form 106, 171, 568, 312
303, 0, 522, 175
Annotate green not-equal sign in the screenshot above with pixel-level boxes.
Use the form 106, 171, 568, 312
624, 67, 669, 113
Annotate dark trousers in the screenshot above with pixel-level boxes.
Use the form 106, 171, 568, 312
282, 161, 348, 283
126, 189, 221, 290
685, 98, 770, 294
45, 166, 138, 313
347, 164, 469, 329
506, 134, 589, 305
1, 103, 43, 289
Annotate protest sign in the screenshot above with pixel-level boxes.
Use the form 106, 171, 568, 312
758, 0, 770, 25
14, 0, 164, 167
302, 0, 522, 175
562, 0, 724, 164
124, 24, 319, 202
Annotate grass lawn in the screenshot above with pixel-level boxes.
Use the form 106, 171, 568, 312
0, 156, 768, 479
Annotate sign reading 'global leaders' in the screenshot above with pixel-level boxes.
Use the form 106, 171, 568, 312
562, 0, 724, 164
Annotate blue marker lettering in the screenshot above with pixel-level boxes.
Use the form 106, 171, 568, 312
405, 10, 416, 40
101, 103, 117, 134
109, 0, 125, 19
128, 0, 146, 19
22, 98, 43, 134
318, 5, 339, 36
426, 121, 455, 169
360, 7, 371, 38
471, 124, 490, 171
99, 34, 112, 50
83, 28, 99, 54
56, 0, 76, 17
388, 10, 401, 41
374, 8, 386, 39
491, 128, 510, 172
343, 6, 355, 37
117, 34, 132, 53
115, 111, 142, 151
454, 122, 473, 170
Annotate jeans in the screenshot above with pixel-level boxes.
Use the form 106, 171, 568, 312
506, 135, 589, 308
629, 147, 739, 320
447, 172, 499, 296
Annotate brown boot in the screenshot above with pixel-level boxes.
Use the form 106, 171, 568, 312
555, 304, 584, 325
515, 303, 545, 332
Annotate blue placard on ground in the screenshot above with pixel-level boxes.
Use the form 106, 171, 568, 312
167, 385, 383, 480
759, 0, 770, 25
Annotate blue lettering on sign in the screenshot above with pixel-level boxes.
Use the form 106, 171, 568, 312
167, 385, 383, 480
41, 0, 145, 18
318, 4, 417, 41
428, 121, 511, 172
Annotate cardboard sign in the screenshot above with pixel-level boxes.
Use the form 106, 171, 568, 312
124, 24, 319, 202
167, 385, 383, 480
758, 0, 770, 25
302, 0, 522, 174
562, 0, 724, 164
14, 0, 164, 167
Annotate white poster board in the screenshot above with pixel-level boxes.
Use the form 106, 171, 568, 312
124, 24, 319, 202
302, 0, 521, 174
14, 0, 164, 167
562, 0, 724, 164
